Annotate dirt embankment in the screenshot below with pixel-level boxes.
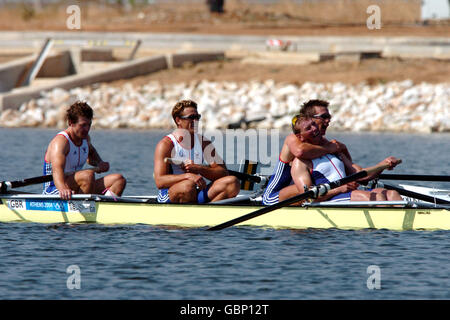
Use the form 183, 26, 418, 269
107, 57, 450, 87
0, 0, 448, 37
1, 1, 448, 89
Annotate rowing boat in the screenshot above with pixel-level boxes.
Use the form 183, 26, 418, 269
1, 192, 449, 231
1, 165, 449, 231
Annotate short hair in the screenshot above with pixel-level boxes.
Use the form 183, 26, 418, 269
291, 114, 310, 135
299, 99, 329, 117
66, 101, 93, 124
172, 100, 198, 123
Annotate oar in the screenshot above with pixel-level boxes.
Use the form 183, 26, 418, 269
207, 161, 397, 231
378, 182, 450, 205
0, 167, 100, 193
164, 157, 264, 184
227, 169, 264, 184
379, 174, 450, 182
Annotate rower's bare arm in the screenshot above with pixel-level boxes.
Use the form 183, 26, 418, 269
87, 136, 109, 172
154, 138, 174, 189
290, 158, 342, 202
291, 157, 354, 202
184, 161, 228, 181
47, 136, 72, 197
184, 138, 228, 181
153, 138, 200, 189
290, 158, 313, 195
363, 157, 402, 181
286, 134, 341, 160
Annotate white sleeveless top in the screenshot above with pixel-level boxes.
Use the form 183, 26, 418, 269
167, 133, 203, 174
45, 131, 89, 173
310, 154, 346, 185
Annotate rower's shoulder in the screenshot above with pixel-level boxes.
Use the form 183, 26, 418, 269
155, 135, 174, 152
284, 133, 297, 142
49, 132, 70, 146
46, 133, 70, 157
284, 133, 304, 148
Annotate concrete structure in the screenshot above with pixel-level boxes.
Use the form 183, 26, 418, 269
170, 51, 224, 68
241, 51, 333, 65
1, 32, 449, 55
80, 48, 115, 62
0, 51, 75, 93
1, 31, 449, 111
0, 56, 34, 93
0, 51, 225, 111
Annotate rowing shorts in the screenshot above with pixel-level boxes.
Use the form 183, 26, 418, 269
262, 160, 292, 205
157, 184, 212, 204
43, 183, 59, 195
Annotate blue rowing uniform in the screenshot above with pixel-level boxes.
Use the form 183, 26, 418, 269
157, 184, 211, 204
262, 159, 293, 205
311, 154, 351, 202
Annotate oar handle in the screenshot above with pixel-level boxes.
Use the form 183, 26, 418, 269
365, 159, 401, 176
0, 166, 101, 192
228, 170, 263, 184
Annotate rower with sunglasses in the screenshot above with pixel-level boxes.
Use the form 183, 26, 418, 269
262, 99, 353, 205
289, 116, 402, 203
153, 100, 240, 204
289, 100, 400, 202
298, 99, 353, 161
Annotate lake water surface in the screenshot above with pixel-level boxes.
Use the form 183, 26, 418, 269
0, 128, 449, 300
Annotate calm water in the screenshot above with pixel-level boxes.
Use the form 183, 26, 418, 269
0, 127, 449, 300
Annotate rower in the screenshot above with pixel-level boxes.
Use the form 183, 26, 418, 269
153, 100, 240, 203
262, 100, 353, 205
43, 101, 126, 200
287, 99, 353, 163
290, 116, 403, 202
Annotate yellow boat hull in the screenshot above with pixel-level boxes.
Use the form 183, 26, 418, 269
1, 196, 449, 231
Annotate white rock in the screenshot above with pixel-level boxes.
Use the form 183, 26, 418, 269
0, 79, 448, 133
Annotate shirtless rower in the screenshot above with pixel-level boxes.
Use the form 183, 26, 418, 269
43, 101, 126, 200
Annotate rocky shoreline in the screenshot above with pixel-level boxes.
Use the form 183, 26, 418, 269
0, 80, 448, 133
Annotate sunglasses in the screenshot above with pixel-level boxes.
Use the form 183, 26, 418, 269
312, 113, 332, 120
180, 114, 201, 121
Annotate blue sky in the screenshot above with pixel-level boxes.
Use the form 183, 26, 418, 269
421, 0, 450, 19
